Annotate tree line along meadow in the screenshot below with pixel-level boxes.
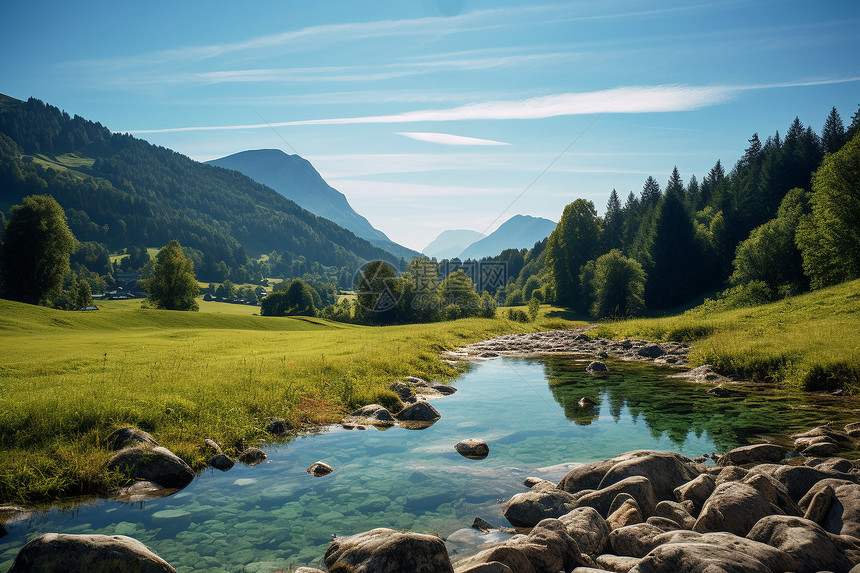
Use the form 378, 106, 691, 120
0, 104, 858, 324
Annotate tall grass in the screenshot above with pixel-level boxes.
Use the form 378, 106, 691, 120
596, 279, 860, 392
0, 299, 579, 504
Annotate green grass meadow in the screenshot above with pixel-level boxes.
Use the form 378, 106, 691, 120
596, 278, 860, 392
0, 298, 576, 504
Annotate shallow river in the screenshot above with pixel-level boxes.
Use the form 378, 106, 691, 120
1, 356, 855, 572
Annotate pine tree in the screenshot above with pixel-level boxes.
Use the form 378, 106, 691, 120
644, 191, 701, 308
821, 107, 847, 154
686, 174, 700, 211
640, 176, 661, 208
666, 166, 684, 201
848, 104, 860, 139
603, 189, 624, 252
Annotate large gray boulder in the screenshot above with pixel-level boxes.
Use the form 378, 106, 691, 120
608, 523, 666, 557
8, 533, 176, 573
558, 459, 617, 493
455, 519, 586, 573
717, 443, 786, 467
606, 494, 643, 530
503, 488, 578, 527
742, 472, 803, 516
594, 451, 702, 502
324, 528, 453, 573
557, 506, 610, 555
673, 473, 715, 516
106, 446, 193, 489
693, 482, 784, 536
746, 515, 853, 573
630, 533, 791, 573
801, 483, 836, 524
747, 463, 859, 503
653, 500, 696, 530
572, 476, 658, 518
798, 478, 860, 538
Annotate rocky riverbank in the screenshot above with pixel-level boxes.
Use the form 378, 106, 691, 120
8, 439, 860, 572
450, 329, 691, 367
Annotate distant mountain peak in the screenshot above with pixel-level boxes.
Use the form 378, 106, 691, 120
207, 149, 419, 261
456, 214, 556, 260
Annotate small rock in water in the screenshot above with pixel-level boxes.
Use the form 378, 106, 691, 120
395, 401, 441, 422
351, 404, 396, 424
265, 417, 291, 435
208, 454, 234, 471
430, 383, 458, 395
472, 516, 494, 532
707, 385, 742, 397
637, 345, 665, 359
586, 361, 608, 374
578, 396, 597, 408
307, 461, 334, 477
455, 439, 490, 460
237, 447, 267, 466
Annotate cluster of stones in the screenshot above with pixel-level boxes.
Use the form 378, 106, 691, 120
291, 441, 860, 573
455, 329, 691, 368
341, 376, 456, 430
6, 421, 860, 571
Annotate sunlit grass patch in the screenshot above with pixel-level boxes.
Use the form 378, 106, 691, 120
596, 279, 860, 392
0, 299, 581, 504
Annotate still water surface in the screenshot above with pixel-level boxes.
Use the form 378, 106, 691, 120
1, 357, 854, 572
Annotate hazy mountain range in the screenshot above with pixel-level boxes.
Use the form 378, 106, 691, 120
427, 215, 556, 260
422, 229, 485, 260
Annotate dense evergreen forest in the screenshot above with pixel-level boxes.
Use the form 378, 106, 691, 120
0, 94, 398, 285
485, 105, 860, 317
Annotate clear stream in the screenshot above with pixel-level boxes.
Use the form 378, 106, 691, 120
1, 357, 857, 572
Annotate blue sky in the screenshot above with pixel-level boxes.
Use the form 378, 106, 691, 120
3, 1, 859, 251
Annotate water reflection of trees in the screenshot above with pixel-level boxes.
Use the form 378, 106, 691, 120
541, 356, 796, 453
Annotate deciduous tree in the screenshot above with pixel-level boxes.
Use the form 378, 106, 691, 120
796, 132, 860, 288
545, 199, 601, 309
143, 240, 200, 311
0, 194, 77, 305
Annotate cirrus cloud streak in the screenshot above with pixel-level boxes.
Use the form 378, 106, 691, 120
396, 132, 510, 146
126, 84, 735, 134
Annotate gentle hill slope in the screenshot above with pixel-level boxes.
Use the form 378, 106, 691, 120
0, 94, 394, 276
596, 278, 860, 391
459, 214, 556, 260
207, 149, 419, 261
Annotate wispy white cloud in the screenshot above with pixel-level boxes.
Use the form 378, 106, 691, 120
65, 5, 559, 72
397, 132, 510, 146
126, 76, 860, 134
125, 84, 734, 133
101, 51, 580, 88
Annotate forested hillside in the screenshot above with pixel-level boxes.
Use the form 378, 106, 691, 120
501, 105, 860, 316
0, 94, 396, 282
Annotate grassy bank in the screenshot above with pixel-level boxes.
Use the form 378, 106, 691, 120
595, 279, 860, 393
0, 299, 577, 505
